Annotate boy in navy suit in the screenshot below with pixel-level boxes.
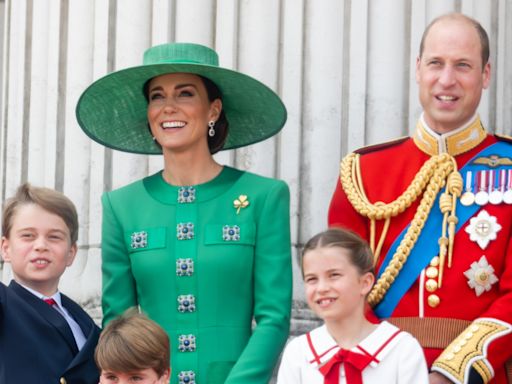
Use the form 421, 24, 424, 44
0, 183, 100, 384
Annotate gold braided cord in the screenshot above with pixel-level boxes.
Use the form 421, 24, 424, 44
436, 167, 462, 286
339, 152, 461, 307
446, 172, 463, 266
353, 158, 378, 253
346, 153, 433, 261
341, 152, 445, 261
374, 215, 391, 265
341, 153, 446, 220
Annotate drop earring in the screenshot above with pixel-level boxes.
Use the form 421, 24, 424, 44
208, 120, 216, 137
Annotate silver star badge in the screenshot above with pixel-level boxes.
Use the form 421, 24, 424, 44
464, 210, 502, 250
463, 256, 499, 296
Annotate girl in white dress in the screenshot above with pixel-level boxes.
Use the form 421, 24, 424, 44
277, 228, 428, 384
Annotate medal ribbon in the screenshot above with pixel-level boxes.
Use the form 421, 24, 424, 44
465, 170, 473, 192
499, 169, 506, 192
488, 170, 495, 192
478, 170, 488, 192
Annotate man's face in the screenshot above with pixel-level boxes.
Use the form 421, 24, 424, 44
416, 18, 490, 134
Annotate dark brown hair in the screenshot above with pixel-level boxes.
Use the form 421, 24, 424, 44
95, 308, 170, 377
2, 183, 79, 244
419, 13, 490, 68
301, 227, 374, 277
200, 76, 229, 154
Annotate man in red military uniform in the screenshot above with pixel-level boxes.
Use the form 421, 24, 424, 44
328, 13, 512, 384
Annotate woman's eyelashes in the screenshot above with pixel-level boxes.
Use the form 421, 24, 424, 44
178, 88, 194, 97
149, 88, 195, 102
149, 91, 164, 101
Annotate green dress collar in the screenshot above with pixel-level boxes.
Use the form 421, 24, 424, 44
143, 166, 243, 205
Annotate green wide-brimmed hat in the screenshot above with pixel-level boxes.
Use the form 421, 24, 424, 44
75, 43, 287, 154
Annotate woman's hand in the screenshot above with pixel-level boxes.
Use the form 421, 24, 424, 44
429, 372, 453, 384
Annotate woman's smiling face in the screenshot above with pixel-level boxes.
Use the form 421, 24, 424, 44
146, 73, 221, 154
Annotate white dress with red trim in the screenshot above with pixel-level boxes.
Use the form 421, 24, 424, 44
276, 321, 428, 384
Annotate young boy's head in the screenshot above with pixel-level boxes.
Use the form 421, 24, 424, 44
301, 228, 375, 322
95, 309, 171, 384
1, 183, 78, 296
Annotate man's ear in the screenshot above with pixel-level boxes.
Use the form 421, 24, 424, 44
415, 56, 421, 84
66, 243, 78, 267
482, 61, 491, 89
1, 236, 11, 263
159, 368, 171, 384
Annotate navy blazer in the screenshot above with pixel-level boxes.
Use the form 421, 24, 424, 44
0, 280, 100, 384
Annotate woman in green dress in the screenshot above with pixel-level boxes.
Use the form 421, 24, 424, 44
76, 43, 292, 384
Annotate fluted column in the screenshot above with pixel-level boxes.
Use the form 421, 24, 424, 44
0, 0, 511, 332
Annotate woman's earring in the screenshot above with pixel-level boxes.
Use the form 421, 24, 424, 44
208, 120, 216, 137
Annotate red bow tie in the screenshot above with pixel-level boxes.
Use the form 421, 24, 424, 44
319, 348, 374, 384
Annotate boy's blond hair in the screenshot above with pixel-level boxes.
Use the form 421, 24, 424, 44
2, 183, 78, 243
95, 308, 170, 377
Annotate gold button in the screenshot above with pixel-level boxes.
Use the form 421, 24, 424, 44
430, 256, 440, 267
60, 378, 67, 384
465, 332, 474, 339
425, 279, 438, 292
428, 294, 440, 307
426, 266, 438, 278
470, 325, 480, 332
445, 352, 454, 360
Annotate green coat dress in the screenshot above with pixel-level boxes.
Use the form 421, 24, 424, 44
101, 166, 292, 384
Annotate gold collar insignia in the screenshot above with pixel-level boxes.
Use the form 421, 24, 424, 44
413, 115, 487, 156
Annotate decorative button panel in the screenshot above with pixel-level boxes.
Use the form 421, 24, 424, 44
177, 223, 194, 240
178, 334, 196, 352
176, 258, 194, 276
177, 294, 196, 313
178, 187, 196, 203
223, 225, 240, 241
130, 231, 147, 249
178, 371, 196, 384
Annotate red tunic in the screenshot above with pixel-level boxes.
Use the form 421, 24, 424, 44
328, 120, 512, 384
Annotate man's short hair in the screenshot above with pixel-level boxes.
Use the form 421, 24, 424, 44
95, 308, 170, 377
2, 183, 79, 244
419, 13, 490, 68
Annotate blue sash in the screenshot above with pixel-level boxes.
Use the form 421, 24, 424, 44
374, 141, 511, 318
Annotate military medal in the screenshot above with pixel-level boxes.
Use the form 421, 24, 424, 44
463, 255, 499, 297
464, 209, 502, 250
474, 170, 489, 206
460, 170, 475, 206
488, 170, 503, 205
504, 169, 512, 204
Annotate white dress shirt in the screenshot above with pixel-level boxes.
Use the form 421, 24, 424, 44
21, 284, 87, 350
